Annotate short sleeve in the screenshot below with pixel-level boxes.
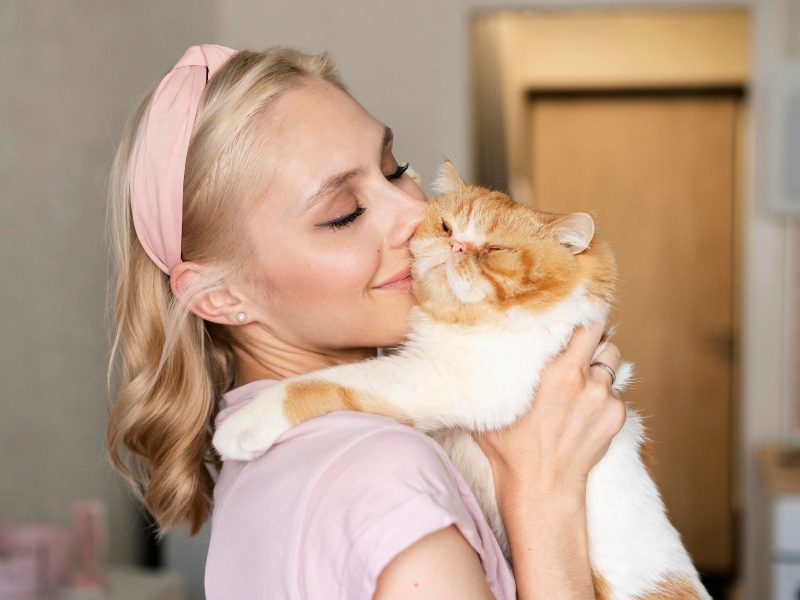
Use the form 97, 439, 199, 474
295, 426, 491, 599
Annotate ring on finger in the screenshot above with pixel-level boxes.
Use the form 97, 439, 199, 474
590, 361, 616, 386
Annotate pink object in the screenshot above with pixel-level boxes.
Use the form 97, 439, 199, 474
0, 553, 37, 598
0, 524, 75, 596
69, 500, 108, 590
129, 44, 238, 274
205, 379, 516, 599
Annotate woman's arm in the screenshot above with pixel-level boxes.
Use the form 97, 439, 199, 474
476, 320, 625, 599
373, 525, 496, 599
489, 464, 594, 598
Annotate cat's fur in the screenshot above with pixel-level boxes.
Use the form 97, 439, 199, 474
213, 159, 710, 600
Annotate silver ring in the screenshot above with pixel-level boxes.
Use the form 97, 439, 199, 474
590, 361, 616, 386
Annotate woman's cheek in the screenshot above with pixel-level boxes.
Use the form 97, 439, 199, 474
342, 242, 380, 295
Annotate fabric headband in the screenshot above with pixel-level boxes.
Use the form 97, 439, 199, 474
129, 44, 238, 275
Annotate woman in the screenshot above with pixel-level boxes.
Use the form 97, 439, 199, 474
106, 44, 625, 599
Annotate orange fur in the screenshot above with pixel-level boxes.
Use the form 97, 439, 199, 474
283, 379, 413, 427
635, 574, 704, 599
593, 570, 613, 600
591, 570, 703, 600
411, 174, 617, 327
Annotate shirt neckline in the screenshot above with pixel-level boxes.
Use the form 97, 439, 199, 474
222, 378, 279, 408
215, 378, 279, 429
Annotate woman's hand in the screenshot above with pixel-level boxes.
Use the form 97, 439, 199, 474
473, 320, 626, 599
475, 319, 625, 500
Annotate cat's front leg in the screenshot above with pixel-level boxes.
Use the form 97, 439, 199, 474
213, 374, 415, 461
212, 383, 292, 461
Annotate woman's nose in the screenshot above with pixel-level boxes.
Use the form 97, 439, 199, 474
390, 192, 428, 249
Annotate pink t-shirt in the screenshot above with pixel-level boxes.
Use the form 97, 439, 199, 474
204, 379, 516, 599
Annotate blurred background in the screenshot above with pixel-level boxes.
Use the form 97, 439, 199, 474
1, 0, 799, 599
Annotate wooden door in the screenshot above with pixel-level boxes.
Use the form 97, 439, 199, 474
527, 93, 738, 571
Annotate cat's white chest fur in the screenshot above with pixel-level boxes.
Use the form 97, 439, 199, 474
397, 283, 609, 431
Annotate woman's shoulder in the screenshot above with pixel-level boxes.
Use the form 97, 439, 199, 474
296, 411, 470, 509
207, 411, 513, 599
280, 412, 499, 597
215, 410, 463, 511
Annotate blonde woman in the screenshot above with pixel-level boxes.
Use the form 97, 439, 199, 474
105, 45, 625, 599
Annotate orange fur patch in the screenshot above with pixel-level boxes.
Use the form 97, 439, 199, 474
592, 570, 613, 600
283, 379, 413, 427
635, 574, 704, 599
592, 570, 704, 600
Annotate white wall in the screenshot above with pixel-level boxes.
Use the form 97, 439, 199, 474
217, 0, 468, 194
0, 0, 214, 564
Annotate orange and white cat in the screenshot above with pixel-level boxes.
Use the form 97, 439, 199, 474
213, 160, 710, 600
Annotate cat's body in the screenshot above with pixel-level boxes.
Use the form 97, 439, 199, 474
213, 160, 710, 599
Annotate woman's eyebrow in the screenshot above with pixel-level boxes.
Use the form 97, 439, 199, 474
302, 126, 394, 212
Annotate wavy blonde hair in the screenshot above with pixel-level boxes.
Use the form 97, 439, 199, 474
105, 47, 348, 537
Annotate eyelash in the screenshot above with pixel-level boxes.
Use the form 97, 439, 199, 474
387, 162, 409, 181
325, 205, 366, 229
323, 161, 410, 230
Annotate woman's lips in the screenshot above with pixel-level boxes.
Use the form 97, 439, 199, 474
374, 273, 413, 292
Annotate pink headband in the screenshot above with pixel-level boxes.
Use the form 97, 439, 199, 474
129, 44, 238, 275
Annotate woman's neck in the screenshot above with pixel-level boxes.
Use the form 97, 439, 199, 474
232, 327, 377, 387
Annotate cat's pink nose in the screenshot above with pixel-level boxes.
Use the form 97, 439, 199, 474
451, 240, 466, 253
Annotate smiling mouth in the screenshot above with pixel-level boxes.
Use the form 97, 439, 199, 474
374, 273, 413, 292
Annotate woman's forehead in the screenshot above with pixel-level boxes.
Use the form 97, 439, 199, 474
267, 78, 382, 147
252, 79, 387, 210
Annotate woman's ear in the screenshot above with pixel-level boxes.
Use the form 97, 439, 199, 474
169, 261, 248, 325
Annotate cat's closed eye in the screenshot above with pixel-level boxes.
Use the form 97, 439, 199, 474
441, 219, 451, 234
482, 245, 512, 254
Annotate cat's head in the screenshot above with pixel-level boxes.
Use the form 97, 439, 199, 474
409, 159, 617, 324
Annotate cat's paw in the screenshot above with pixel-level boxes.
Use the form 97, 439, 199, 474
212, 386, 291, 461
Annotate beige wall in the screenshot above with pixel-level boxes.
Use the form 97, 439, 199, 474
217, 0, 466, 194
0, 0, 214, 563
1, 2, 794, 598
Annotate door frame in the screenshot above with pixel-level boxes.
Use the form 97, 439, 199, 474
470, 8, 749, 201
470, 4, 750, 584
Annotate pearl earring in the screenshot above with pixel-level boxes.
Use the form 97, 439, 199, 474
235, 311, 247, 323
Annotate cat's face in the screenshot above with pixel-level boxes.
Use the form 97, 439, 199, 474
409, 159, 616, 324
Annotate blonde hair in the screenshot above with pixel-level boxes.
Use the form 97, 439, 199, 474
105, 47, 347, 537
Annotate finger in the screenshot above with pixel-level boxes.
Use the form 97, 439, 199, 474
589, 361, 616, 386
562, 320, 606, 367
592, 342, 621, 372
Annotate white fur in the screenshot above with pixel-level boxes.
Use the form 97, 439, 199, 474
213, 389, 291, 461
212, 281, 709, 599
431, 160, 462, 195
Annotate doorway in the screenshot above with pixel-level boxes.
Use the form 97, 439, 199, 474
529, 89, 740, 573
471, 9, 749, 597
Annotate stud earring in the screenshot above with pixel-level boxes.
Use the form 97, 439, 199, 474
235, 311, 247, 323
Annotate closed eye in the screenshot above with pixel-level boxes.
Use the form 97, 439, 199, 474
319, 204, 366, 230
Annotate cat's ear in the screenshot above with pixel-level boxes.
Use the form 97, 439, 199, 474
432, 157, 467, 195
550, 212, 595, 254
